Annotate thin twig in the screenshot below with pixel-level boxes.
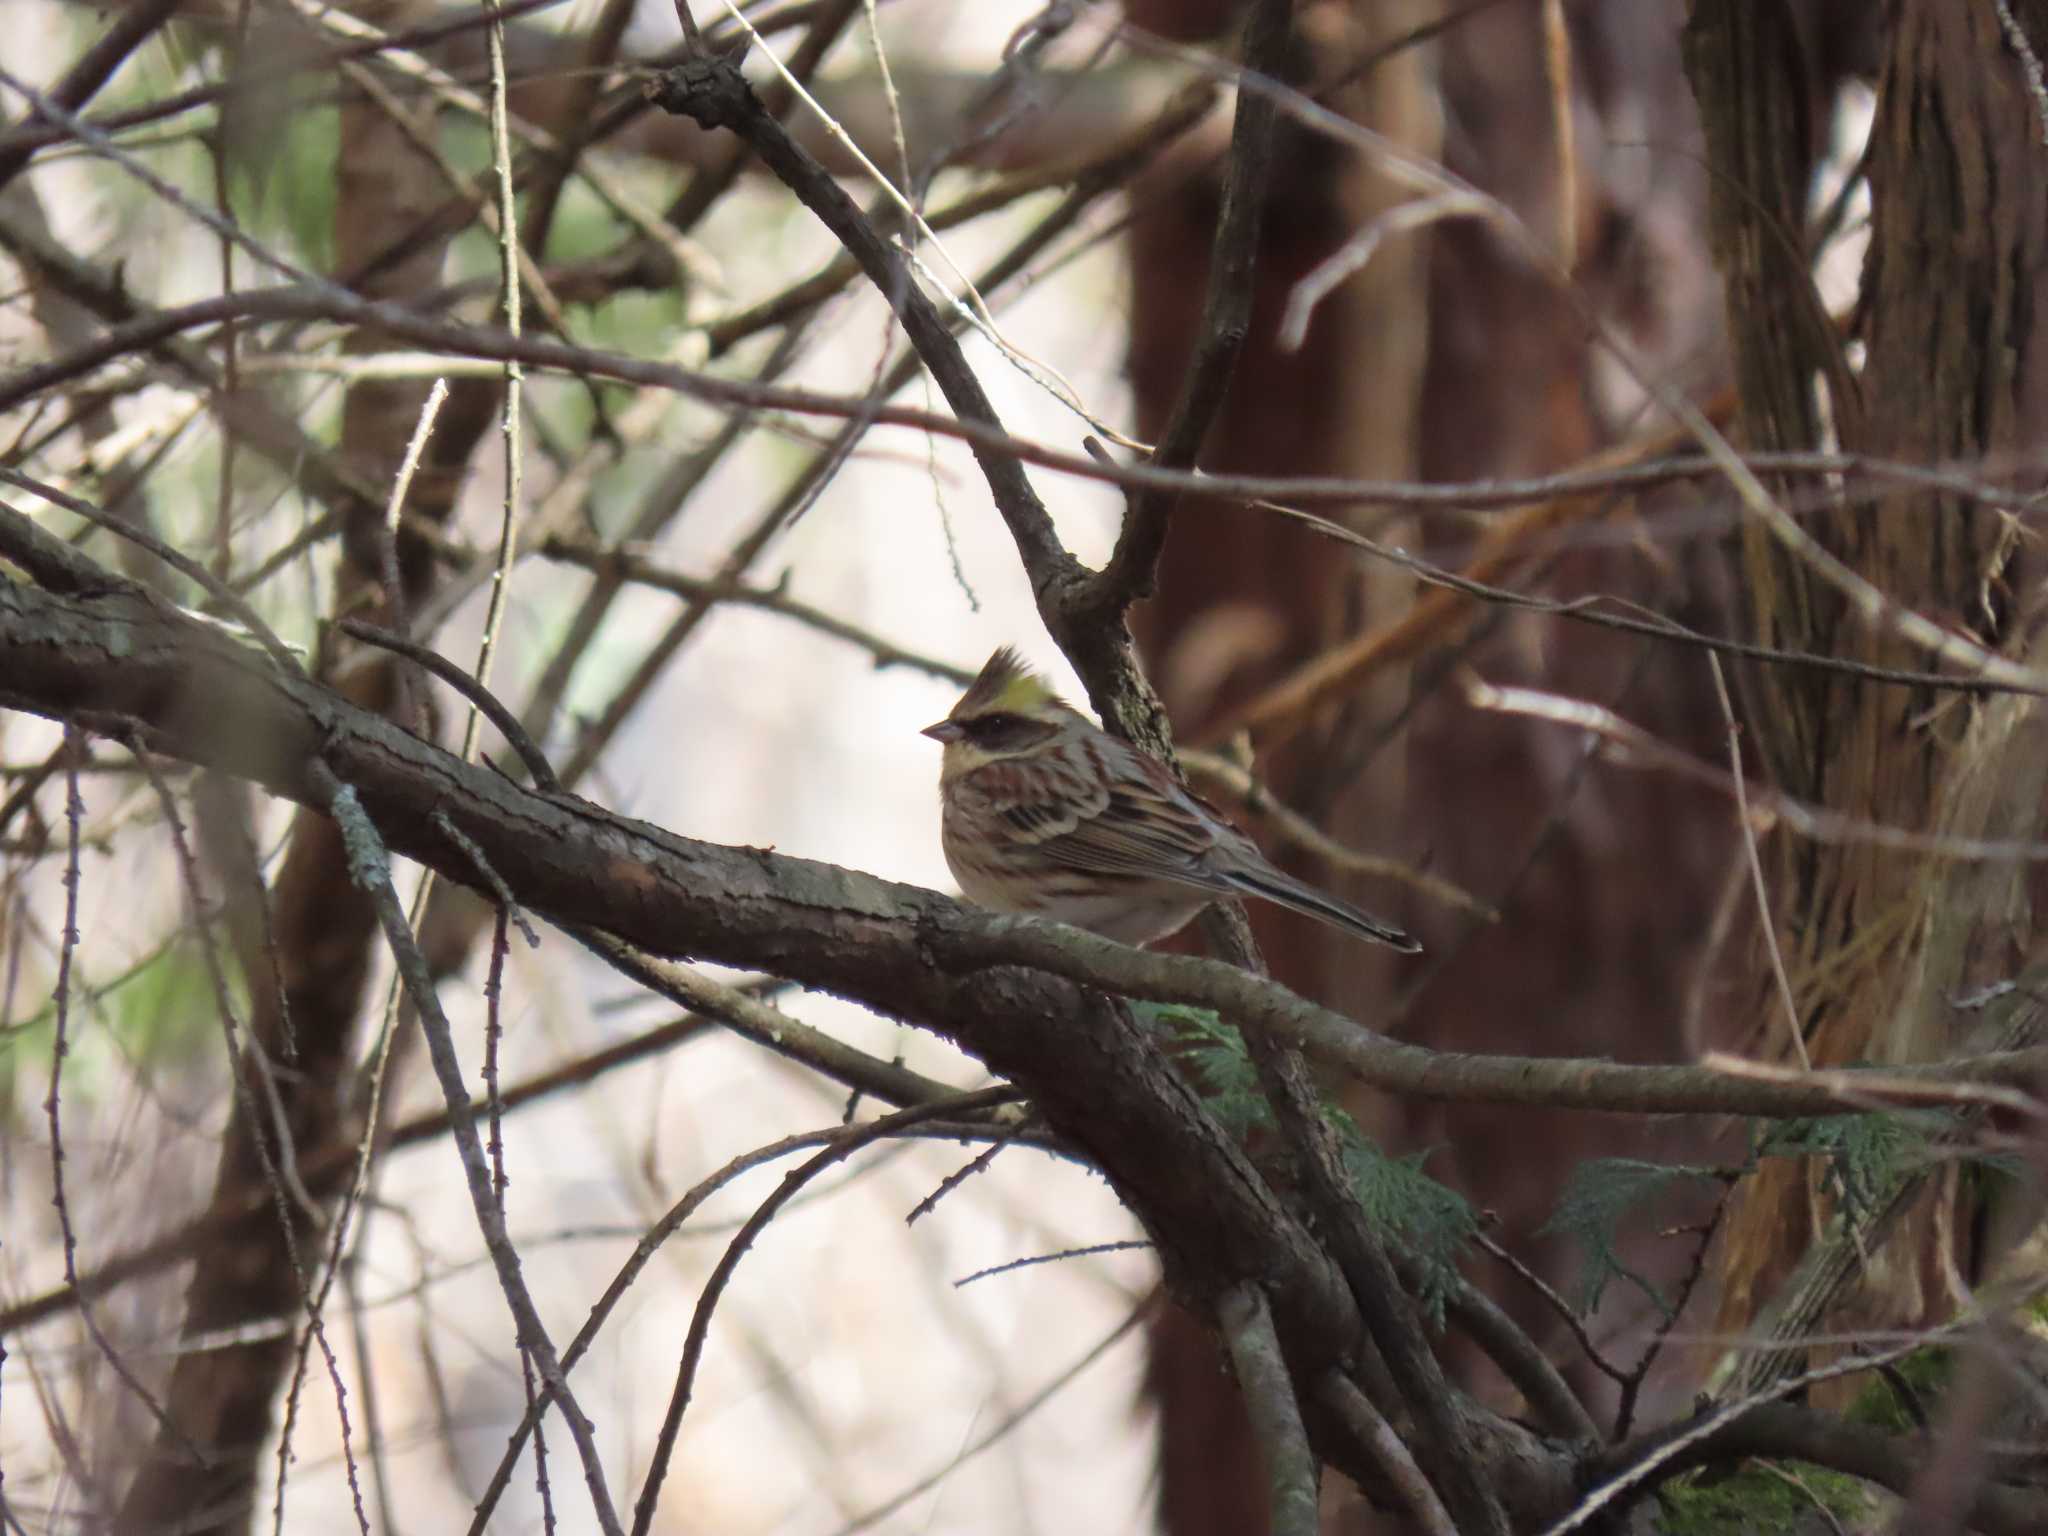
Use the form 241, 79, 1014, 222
824, 1298, 1154, 1536
435, 813, 543, 948
42, 733, 197, 1460
1467, 675, 2048, 868
314, 762, 625, 1536
1612, 1179, 1732, 1439
628, 1089, 1019, 1536
1474, 1230, 1628, 1387
464, 1107, 1027, 1534
1698, 1050, 2047, 1121
1280, 189, 1493, 351
337, 620, 561, 792
1550, 1333, 1952, 1536
479, 894, 557, 1531
376, 377, 450, 647
0, 63, 321, 289
535, 148, 1129, 781
572, 929, 965, 1108
703, 0, 1111, 445
339, 1256, 399, 1536
1709, 653, 1811, 1069
0, 990, 785, 1338
641, 53, 1078, 595
904, 1113, 1040, 1225
697, 74, 1218, 354
951, 1239, 1153, 1288
0, 0, 182, 191
469, 9, 525, 772
133, 748, 372, 1534
16, 276, 2048, 588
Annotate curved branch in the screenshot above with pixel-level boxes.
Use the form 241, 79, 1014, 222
1589, 1402, 2048, 1536
641, 51, 1079, 607
3, 549, 2044, 1133
14, 491, 2048, 1529
1318, 1373, 1457, 1536
631, 1089, 1019, 1534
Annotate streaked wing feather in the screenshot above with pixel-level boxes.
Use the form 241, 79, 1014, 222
1038, 778, 1232, 887
969, 762, 1108, 845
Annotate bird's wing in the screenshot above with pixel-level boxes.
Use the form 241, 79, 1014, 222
1021, 752, 1237, 884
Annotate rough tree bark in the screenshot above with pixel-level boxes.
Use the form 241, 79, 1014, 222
1130, 3, 1750, 1529
16, 506, 2048, 1531
1697, 0, 2048, 1395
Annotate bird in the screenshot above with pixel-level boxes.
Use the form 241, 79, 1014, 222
922, 647, 1420, 952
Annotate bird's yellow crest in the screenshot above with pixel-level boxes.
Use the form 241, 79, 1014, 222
955, 647, 1059, 717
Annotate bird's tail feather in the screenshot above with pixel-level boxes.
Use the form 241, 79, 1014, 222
1222, 869, 1421, 953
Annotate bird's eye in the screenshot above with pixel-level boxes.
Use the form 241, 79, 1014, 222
966, 712, 1032, 746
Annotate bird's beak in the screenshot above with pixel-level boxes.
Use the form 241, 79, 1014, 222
922, 720, 965, 743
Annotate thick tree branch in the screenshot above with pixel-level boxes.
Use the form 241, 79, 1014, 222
1432, 1272, 1599, 1443
0, 535, 1379, 1388
13, 498, 2048, 1526
5, 550, 2047, 1130
1248, 1022, 1507, 1534
639, 45, 1180, 743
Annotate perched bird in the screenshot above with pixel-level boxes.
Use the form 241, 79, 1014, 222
922, 648, 1420, 952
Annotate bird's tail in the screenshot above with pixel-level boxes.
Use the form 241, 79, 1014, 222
1222, 869, 1421, 953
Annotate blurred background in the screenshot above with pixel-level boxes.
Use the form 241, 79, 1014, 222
0, 1, 1904, 1533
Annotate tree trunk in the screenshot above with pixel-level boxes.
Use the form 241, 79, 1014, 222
113, 5, 458, 1527
1702, 0, 2048, 1391
1132, 2, 1755, 1529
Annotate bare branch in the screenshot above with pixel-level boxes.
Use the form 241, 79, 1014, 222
313, 762, 625, 1536
642, 53, 1079, 604
1318, 1373, 1457, 1536
629, 1088, 1018, 1534
7, 545, 2048, 1129
1085, 0, 1290, 619
0, 0, 182, 194
336, 620, 560, 792
1217, 1282, 1320, 1536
